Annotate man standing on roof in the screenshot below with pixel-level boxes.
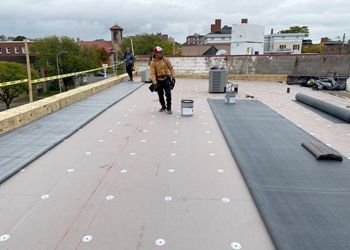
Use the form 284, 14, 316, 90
124, 47, 135, 81
150, 46, 175, 114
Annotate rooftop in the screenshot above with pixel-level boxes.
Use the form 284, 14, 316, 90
265, 33, 307, 37
0, 77, 349, 249
80, 40, 114, 53
109, 24, 123, 30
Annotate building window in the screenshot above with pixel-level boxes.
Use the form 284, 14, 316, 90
293, 45, 300, 50
6, 47, 11, 53
22, 47, 26, 53
279, 45, 286, 49
15, 47, 19, 54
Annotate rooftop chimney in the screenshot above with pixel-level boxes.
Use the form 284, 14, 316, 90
214, 19, 221, 33
211, 24, 215, 33
241, 18, 248, 24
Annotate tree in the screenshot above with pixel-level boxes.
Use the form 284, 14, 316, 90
30, 36, 81, 77
30, 36, 102, 90
0, 62, 28, 109
119, 34, 175, 58
13, 36, 26, 41
279, 26, 309, 37
302, 44, 325, 53
96, 47, 110, 64
344, 40, 350, 53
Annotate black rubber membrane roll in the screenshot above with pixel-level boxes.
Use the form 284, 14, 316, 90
302, 141, 343, 161
295, 93, 350, 123
209, 99, 350, 250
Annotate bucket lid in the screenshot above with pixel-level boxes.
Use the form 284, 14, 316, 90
181, 99, 194, 104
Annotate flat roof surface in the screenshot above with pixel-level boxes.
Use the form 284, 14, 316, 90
0, 78, 349, 249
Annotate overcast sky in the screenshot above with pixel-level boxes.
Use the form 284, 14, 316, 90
1, 0, 349, 43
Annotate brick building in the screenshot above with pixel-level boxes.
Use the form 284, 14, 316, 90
181, 43, 231, 56
79, 40, 114, 64
0, 41, 35, 64
320, 37, 344, 53
204, 19, 232, 44
186, 33, 205, 45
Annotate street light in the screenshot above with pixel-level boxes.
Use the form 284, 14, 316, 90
56, 51, 68, 93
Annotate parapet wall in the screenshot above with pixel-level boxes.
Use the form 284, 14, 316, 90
0, 74, 129, 135
136, 54, 350, 77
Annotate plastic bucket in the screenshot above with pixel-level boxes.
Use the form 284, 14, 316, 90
181, 99, 194, 116
225, 91, 236, 104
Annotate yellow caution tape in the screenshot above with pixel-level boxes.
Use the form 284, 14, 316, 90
0, 64, 120, 88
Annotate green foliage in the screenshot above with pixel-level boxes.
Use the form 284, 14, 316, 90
302, 44, 325, 53
119, 34, 175, 57
95, 47, 110, 64
345, 40, 350, 52
0, 62, 27, 109
279, 26, 309, 37
30, 36, 101, 77
0, 61, 27, 82
13, 36, 26, 41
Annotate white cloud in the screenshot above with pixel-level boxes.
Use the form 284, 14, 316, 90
0, 0, 349, 43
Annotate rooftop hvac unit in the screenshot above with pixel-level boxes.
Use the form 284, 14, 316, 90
209, 69, 227, 93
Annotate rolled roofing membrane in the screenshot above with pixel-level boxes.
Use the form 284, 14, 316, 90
209, 99, 350, 250
302, 141, 343, 161
295, 93, 350, 123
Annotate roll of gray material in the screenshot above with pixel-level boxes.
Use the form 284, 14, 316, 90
209, 99, 350, 250
302, 141, 343, 161
295, 93, 350, 123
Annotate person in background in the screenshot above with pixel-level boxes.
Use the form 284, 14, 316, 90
150, 46, 175, 114
124, 47, 135, 81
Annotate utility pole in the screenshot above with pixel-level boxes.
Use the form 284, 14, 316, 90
24, 39, 33, 103
56, 51, 68, 93
131, 38, 134, 55
341, 33, 346, 54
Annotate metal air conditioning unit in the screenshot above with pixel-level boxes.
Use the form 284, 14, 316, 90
209, 69, 227, 93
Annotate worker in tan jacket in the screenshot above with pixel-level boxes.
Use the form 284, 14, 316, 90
150, 46, 175, 114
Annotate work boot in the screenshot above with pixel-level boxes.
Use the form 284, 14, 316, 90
159, 107, 166, 112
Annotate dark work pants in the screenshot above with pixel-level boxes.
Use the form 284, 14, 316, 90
157, 78, 172, 110
126, 64, 133, 80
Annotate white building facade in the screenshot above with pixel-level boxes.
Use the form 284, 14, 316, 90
264, 33, 306, 54
230, 20, 265, 55
204, 33, 231, 44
